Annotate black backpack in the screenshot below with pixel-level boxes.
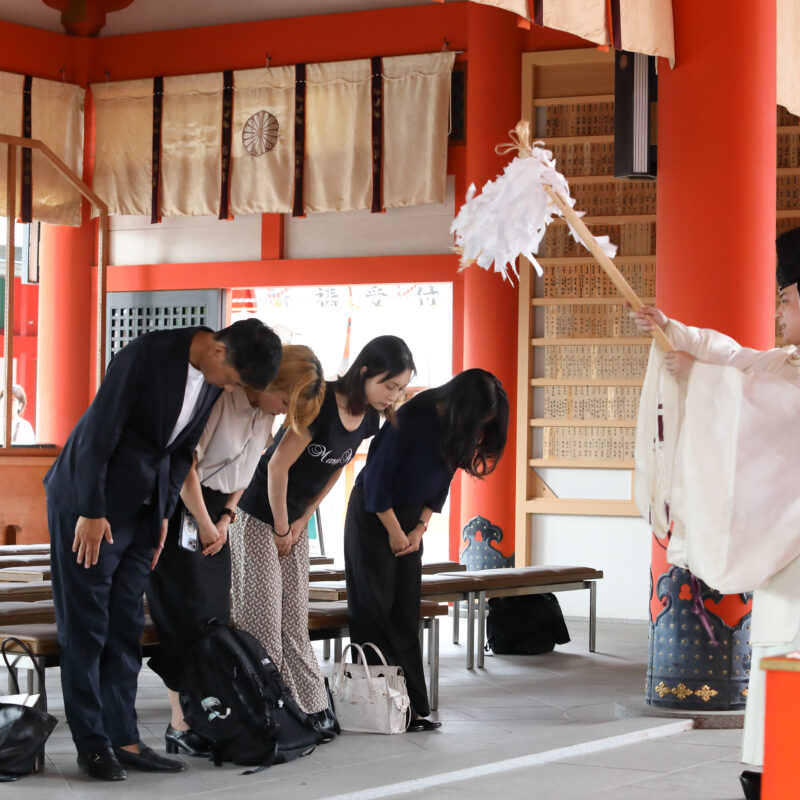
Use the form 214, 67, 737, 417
179, 621, 319, 769
485, 593, 571, 655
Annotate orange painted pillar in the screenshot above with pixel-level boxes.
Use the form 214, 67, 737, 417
37, 223, 95, 445
657, 0, 776, 343
762, 657, 800, 800
650, 0, 775, 707
458, 4, 523, 560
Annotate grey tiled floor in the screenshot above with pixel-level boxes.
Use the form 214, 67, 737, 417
3, 618, 746, 799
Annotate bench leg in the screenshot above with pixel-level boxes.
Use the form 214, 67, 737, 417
452, 600, 460, 645
428, 618, 439, 711
334, 636, 343, 663
323, 639, 331, 660
477, 590, 487, 669
589, 581, 597, 653
466, 592, 475, 670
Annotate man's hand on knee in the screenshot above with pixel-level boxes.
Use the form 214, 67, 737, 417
73, 516, 113, 568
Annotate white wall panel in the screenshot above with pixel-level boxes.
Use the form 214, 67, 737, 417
109, 213, 261, 265
284, 176, 455, 259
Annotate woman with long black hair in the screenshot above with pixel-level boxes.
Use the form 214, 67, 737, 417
229, 335, 416, 740
344, 368, 509, 731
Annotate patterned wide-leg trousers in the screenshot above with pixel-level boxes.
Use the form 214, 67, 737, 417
229, 510, 328, 715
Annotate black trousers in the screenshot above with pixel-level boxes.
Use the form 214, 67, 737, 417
48, 500, 156, 753
146, 486, 231, 691
343, 484, 429, 717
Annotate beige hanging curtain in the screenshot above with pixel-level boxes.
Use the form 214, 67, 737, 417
778, 0, 800, 116
0, 71, 23, 218
383, 52, 455, 209
161, 73, 223, 217
304, 59, 373, 214
30, 78, 85, 225
230, 66, 295, 215
467, 0, 675, 61
0, 71, 84, 225
92, 78, 152, 216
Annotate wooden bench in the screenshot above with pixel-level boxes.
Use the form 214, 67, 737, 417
0, 580, 53, 602
0, 543, 50, 555
310, 574, 486, 667
309, 565, 603, 669
440, 566, 604, 668
0, 602, 448, 712
0, 554, 51, 569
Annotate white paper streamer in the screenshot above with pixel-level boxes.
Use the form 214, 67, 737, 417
451, 127, 618, 283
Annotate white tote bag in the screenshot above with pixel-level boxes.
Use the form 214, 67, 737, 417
330, 643, 411, 734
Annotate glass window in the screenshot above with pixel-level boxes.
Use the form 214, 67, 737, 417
233, 282, 454, 562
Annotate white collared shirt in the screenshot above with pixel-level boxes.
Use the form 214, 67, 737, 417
195, 386, 276, 493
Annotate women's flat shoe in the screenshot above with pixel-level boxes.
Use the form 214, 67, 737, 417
165, 724, 212, 757
406, 717, 442, 732
739, 770, 761, 800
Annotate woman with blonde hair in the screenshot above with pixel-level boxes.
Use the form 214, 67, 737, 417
146, 344, 324, 758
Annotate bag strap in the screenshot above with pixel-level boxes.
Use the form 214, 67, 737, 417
360, 642, 390, 667
339, 643, 376, 694
1, 637, 45, 696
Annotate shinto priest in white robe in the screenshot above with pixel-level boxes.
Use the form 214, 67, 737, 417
634, 318, 800, 767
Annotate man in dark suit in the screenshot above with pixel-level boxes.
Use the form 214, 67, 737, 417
44, 318, 281, 781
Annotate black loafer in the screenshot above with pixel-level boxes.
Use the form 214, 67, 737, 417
406, 717, 442, 732
113, 743, 186, 772
740, 770, 761, 800
165, 724, 212, 757
77, 746, 127, 781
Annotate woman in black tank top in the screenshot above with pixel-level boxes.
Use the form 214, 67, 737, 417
230, 335, 415, 741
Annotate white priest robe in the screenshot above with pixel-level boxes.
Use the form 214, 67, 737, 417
634, 319, 800, 766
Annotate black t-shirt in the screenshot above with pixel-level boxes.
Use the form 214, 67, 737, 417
238, 384, 380, 526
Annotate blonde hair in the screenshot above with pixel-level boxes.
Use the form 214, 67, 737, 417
267, 344, 325, 433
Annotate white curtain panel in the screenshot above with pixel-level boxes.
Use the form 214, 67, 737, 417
161, 73, 223, 218
92, 78, 153, 217
383, 52, 455, 209
304, 59, 373, 214
230, 65, 295, 215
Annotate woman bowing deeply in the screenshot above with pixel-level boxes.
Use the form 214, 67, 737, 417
344, 369, 508, 731
230, 335, 415, 741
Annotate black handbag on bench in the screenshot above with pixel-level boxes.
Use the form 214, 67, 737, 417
0, 638, 58, 782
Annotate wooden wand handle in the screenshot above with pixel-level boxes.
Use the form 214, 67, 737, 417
543, 185, 674, 353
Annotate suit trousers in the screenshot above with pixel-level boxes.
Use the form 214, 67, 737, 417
48, 500, 155, 753
343, 484, 428, 717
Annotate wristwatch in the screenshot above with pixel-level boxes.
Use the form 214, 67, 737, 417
220, 508, 237, 523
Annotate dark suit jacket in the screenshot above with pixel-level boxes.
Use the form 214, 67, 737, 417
44, 327, 222, 540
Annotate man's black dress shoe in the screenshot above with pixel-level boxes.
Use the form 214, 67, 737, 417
76, 747, 127, 781
310, 708, 340, 743
113, 743, 186, 772
740, 770, 761, 800
165, 724, 212, 757
406, 717, 442, 732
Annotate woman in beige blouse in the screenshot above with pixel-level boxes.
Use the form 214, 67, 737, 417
146, 344, 324, 758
